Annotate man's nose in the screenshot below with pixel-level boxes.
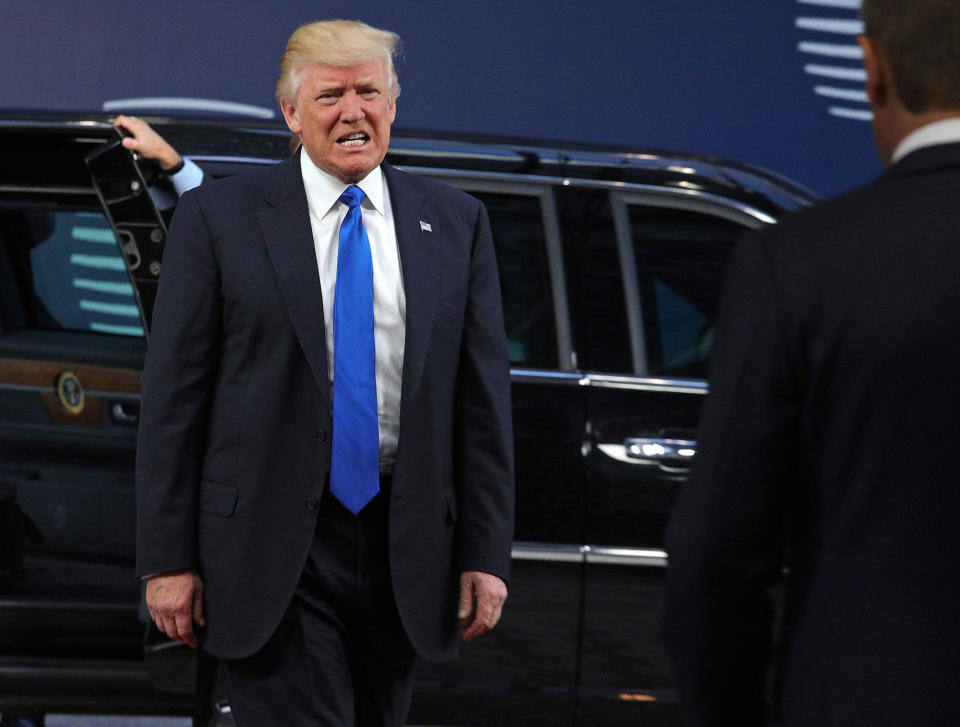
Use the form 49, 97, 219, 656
339, 92, 365, 122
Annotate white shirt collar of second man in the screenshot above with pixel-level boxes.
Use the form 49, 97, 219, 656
891, 117, 960, 164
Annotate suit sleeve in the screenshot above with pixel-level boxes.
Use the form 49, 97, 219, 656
135, 190, 222, 579
662, 231, 801, 726
454, 201, 515, 583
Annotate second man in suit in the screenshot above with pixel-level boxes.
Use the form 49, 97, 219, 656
663, 0, 960, 724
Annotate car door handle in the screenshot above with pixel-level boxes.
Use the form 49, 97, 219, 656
625, 437, 697, 462
110, 402, 139, 426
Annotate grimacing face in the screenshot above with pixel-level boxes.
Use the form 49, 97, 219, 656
280, 58, 397, 184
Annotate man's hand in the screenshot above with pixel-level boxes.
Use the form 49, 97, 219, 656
458, 571, 507, 642
146, 570, 206, 649
113, 115, 182, 171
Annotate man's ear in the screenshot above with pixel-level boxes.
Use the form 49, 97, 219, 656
280, 101, 302, 135
859, 35, 887, 110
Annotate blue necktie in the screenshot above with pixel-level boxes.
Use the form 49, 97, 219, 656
330, 185, 379, 514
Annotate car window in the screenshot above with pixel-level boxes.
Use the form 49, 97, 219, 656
627, 204, 744, 378
1, 207, 144, 338
464, 190, 559, 370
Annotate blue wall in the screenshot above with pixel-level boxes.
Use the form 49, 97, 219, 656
0, 0, 880, 196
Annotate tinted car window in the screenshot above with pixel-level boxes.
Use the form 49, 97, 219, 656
468, 191, 558, 369
1, 207, 143, 337
628, 204, 744, 378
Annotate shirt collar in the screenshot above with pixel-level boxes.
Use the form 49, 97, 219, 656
299, 150, 386, 220
891, 117, 960, 164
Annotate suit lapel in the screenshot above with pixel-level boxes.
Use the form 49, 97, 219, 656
258, 152, 331, 409
384, 163, 442, 405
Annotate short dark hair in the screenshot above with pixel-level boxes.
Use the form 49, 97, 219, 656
861, 0, 960, 112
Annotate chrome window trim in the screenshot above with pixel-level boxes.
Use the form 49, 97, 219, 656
388, 146, 528, 163
561, 153, 718, 171
508, 368, 708, 394
615, 189, 774, 228
0, 120, 114, 131
510, 369, 584, 386
610, 195, 649, 376
539, 190, 573, 369
393, 144, 814, 211
439, 178, 575, 372
395, 165, 779, 227
586, 372, 708, 394
511, 542, 583, 563
511, 541, 668, 568
585, 546, 668, 567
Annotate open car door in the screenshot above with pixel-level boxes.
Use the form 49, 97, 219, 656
0, 119, 209, 720
84, 127, 167, 336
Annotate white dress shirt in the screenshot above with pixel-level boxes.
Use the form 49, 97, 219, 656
170, 158, 204, 197
148, 157, 205, 210
891, 117, 960, 163
299, 152, 406, 471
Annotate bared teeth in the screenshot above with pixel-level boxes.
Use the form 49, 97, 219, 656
338, 133, 369, 147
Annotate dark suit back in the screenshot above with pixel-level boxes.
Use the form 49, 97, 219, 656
136, 154, 514, 662
663, 143, 960, 726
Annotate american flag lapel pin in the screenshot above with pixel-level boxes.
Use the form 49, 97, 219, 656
419, 220, 432, 233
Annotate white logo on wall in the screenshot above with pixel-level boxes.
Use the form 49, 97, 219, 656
797, 0, 871, 122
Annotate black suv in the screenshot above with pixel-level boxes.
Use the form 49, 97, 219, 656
0, 114, 814, 726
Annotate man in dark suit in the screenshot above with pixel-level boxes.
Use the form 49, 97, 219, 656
662, 0, 960, 724
135, 19, 514, 727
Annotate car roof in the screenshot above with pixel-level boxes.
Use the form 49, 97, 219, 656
0, 111, 817, 217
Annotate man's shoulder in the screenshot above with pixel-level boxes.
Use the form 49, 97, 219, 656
181, 156, 295, 211
775, 181, 881, 233
760, 153, 959, 248
738, 167, 950, 300
746, 176, 896, 259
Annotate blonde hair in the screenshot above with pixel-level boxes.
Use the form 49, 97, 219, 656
276, 20, 401, 105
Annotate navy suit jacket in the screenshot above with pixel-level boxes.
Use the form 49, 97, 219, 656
663, 143, 960, 726
135, 152, 514, 662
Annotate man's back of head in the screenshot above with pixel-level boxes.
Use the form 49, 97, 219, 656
860, 0, 960, 161
861, 0, 960, 114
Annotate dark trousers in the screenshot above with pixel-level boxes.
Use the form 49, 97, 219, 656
221, 477, 416, 727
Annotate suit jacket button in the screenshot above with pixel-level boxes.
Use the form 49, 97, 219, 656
316, 429, 327, 443
305, 497, 319, 510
